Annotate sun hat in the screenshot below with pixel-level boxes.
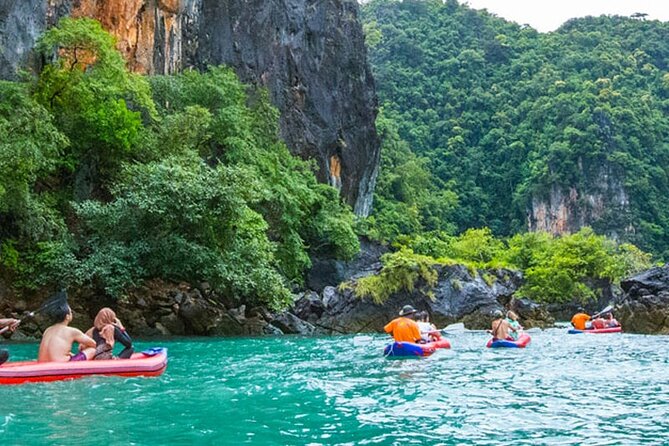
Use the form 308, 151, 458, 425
399, 305, 417, 316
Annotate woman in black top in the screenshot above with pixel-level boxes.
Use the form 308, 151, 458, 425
85, 308, 134, 360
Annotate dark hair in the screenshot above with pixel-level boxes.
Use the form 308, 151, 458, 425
51, 303, 71, 323
419, 311, 429, 322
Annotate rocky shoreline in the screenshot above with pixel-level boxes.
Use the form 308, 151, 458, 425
2, 241, 668, 339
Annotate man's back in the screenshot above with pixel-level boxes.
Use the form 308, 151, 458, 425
384, 317, 421, 343
491, 319, 509, 340
38, 324, 79, 362
571, 313, 590, 330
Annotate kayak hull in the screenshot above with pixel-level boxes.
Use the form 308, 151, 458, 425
486, 333, 531, 348
568, 327, 622, 334
0, 349, 167, 385
384, 339, 451, 358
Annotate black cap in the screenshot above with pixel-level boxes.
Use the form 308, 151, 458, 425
399, 305, 417, 316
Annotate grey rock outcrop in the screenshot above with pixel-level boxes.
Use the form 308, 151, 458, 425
295, 264, 553, 333
0, 0, 380, 216
306, 237, 387, 292
617, 266, 669, 334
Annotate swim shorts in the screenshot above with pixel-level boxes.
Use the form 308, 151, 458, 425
69, 351, 87, 361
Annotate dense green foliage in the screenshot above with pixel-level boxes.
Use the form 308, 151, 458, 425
354, 247, 438, 303
359, 111, 458, 241
354, 227, 651, 304
362, 0, 669, 257
0, 18, 358, 309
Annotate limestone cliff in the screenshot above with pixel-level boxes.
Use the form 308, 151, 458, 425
527, 162, 633, 239
0, 0, 380, 215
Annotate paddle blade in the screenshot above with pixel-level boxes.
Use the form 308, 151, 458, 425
352, 335, 374, 346
593, 305, 614, 318
38, 289, 70, 322
441, 322, 465, 333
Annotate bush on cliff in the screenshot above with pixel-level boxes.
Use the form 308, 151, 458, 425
510, 228, 652, 303
149, 67, 359, 283
70, 158, 291, 309
353, 247, 438, 303
352, 227, 651, 305
0, 82, 68, 243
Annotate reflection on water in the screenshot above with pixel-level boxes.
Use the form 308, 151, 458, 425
0, 330, 668, 445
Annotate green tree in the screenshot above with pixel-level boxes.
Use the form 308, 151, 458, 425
34, 17, 156, 200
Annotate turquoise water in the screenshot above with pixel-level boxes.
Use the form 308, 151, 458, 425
1, 330, 668, 445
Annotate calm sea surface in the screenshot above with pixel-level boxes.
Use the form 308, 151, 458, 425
0, 329, 668, 445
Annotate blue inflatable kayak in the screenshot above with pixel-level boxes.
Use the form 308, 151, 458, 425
486, 333, 531, 348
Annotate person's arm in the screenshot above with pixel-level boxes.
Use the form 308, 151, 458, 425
0, 318, 20, 331
114, 326, 133, 348
384, 321, 394, 334
73, 329, 96, 349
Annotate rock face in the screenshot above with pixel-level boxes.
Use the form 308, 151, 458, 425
306, 237, 387, 292
528, 163, 631, 238
0, 0, 380, 216
295, 265, 553, 333
0, 279, 298, 338
617, 266, 669, 334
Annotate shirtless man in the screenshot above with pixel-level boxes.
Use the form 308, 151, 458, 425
490, 310, 511, 340
38, 304, 96, 362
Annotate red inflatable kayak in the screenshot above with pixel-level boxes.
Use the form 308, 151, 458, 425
568, 327, 622, 334
384, 338, 451, 357
0, 348, 167, 385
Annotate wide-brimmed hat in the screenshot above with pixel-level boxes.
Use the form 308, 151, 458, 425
399, 305, 417, 316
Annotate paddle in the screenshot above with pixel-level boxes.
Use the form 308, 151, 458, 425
352, 335, 374, 346
591, 305, 613, 319
440, 322, 465, 334
0, 290, 69, 335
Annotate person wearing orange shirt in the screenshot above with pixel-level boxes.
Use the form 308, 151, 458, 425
384, 305, 422, 343
571, 308, 591, 330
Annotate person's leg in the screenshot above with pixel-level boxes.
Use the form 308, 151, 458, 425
0, 349, 8, 365
118, 347, 134, 359
80, 347, 96, 360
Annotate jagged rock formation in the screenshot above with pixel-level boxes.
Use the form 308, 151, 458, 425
0, 0, 380, 215
294, 265, 553, 333
617, 265, 669, 334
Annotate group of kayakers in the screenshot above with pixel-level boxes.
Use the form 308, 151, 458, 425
38, 303, 134, 362
570, 308, 619, 330
385, 303, 622, 343
385, 304, 525, 343
0, 303, 133, 365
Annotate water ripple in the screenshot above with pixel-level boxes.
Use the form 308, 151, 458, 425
0, 331, 668, 444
